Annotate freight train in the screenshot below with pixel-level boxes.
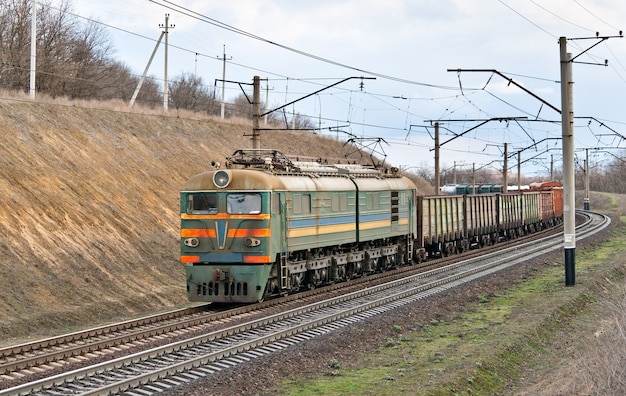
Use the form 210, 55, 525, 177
180, 149, 563, 303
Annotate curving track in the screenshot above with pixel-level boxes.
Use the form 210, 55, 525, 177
0, 211, 609, 395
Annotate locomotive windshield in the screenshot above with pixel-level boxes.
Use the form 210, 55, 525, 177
227, 193, 262, 214
186, 193, 218, 214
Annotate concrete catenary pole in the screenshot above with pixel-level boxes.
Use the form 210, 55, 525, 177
503, 143, 508, 192
559, 37, 576, 286
30, 0, 36, 100
252, 76, 261, 149
517, 151, 521, 190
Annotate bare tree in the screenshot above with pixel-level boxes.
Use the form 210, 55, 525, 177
0, 0, 32, 90
169, 72, 218, 114
225, 92, 279, 123
0, 0, 148, 103
288, 112, 315, 131
226, 92, 253, 119
111, 63, 161, 107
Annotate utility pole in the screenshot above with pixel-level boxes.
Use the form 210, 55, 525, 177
160, 14, 174, 112
218, 45, 231, 119
29, 0, 36, 100
559, 37, 576, 286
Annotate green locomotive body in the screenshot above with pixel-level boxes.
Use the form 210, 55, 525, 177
180, 150, 417, 303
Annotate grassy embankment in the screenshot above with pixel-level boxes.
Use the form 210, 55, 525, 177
279, 191, 626, 395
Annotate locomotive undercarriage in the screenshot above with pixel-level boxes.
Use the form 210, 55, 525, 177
264, 237, 409, 298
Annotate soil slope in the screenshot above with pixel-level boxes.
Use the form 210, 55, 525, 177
0, 98, 430, 342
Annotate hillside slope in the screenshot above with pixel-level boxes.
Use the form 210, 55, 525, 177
0, 99, 432, 341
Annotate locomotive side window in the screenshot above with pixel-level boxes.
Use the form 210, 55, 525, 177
227, 193, 262, 214
293, 194, 311, 214
366, 192, 379, 210
186, 193, 218, 214
271, 193, 281, 214
331, 193, 348, 212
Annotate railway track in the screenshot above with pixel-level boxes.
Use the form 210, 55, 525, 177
0, 218, 560, 386
0, 211, 609, 395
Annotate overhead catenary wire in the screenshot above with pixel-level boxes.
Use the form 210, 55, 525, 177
11, 0, 625, 174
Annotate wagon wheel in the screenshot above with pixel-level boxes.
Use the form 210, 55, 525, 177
456, 240, 465, 254
441, 244, 450, 257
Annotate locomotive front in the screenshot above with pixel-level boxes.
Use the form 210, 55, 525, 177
180, 168, 283, 303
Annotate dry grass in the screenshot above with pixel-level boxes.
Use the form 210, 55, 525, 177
577, 286, 626, 395
0, 92, 429, 344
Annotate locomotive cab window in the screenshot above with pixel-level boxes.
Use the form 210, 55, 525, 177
186, 193, 218, 214
227, 193, 262, 214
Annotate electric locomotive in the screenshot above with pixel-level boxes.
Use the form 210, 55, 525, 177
180, 149, 417, 303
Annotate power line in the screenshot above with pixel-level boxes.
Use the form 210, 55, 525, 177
497, 0, 556, 38
148, 0, 460, 90
529, 0, 595, 33
574, 0, 621, 32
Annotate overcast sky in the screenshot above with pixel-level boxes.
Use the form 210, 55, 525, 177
69, 0, 626, 178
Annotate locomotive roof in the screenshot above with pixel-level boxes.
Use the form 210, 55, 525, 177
224, 148, 392, 177
182, 168, 416, 192
182, 149, 416, 192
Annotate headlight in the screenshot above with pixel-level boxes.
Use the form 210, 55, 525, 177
213, 170, 231, 188
184, 238, 199, 247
